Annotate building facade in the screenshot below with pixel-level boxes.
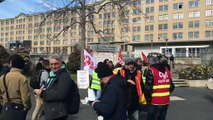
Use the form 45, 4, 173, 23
0, 0, 213, 59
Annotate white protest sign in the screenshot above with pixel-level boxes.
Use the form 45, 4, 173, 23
77, 70, 89, 89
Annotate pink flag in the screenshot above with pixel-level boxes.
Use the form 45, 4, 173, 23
84, 49, 96, 75
141, 52, 148, 63
118, 49, 123, 64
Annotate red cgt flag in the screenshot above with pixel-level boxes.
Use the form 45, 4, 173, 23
141, 52, 148, 63
118, 49, 123, 64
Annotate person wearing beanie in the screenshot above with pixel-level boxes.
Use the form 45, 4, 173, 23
117, 58, 145, 120
0, 54, 31, 120
92, 62, 127, 120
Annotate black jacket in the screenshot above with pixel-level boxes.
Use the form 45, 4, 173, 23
41, 69, 73, 120
93, 75, 127, 120
117, 67, 140, 112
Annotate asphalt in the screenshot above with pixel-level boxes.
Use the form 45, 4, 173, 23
26, 87, 213, 120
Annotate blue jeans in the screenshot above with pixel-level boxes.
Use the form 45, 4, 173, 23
147, 104, 169, 120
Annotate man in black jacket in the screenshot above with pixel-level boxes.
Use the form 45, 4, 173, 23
92, 62, 127, 120
34, 55, 72, 120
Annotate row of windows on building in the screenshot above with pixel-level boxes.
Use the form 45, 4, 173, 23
2, 19, 213, 36
145, 20, 213, 31
146, 0, 213, 7
145, 30, 213, 41
33, 46, 74, 54
146, 9, 213, 19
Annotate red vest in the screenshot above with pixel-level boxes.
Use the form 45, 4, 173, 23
150, 67, 171, 105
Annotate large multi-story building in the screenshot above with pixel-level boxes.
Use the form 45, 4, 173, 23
0, 0, 213, 60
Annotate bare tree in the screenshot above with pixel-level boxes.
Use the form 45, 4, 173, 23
37, 0, 140, 69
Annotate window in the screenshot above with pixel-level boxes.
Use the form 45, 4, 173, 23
133, 0, 141, 6
188, 21, 200, 28
173, 2, 183, 10
120, 19, 129, 24
188, 31, 199, 38
40, 41, 45, 45
159, 0, 168, 2
159, 14, 168, 21
173, 22, 183, 29
159, 24, 168, 30
132, 35, 140, 41
34, 41, 38, 45
173, 13, 184, 19
132, 26, 141, 32
158, 33, 168, 40
145, 34, 153, 41
104, 13, 111, 19
172, 32, 183, 39
189, 11, 200, 18
132, 17, 141, 23
206, 9, 213, 16
205, 20, 213, 27
146, 7, 154, 13
159, 5, 168, 12
146, 16, 154, 22
206, 0, 213, 6
121, 27, 129, 33
120, 11, 129, 17
133, 9, 142, 15
99, 14, 102, 19
205, 30, 213, 37
189, 0, 200, 8
146, 0, 154, 4
145, 25, 154, 31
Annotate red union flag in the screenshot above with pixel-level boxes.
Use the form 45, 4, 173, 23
141, 52, 148, 63
84, 49, 96, 75
118, 49, 123, 64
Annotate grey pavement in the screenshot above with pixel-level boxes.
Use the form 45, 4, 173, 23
27, 87, 213, 120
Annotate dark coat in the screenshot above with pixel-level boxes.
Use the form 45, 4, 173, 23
93, 75, 127, 120
41, 69, 72, 120
117, 67, 140, 112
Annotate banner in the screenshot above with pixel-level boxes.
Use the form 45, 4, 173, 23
141, 52, 148, 63
118, 49, 123, 64
84, 49, 96, 75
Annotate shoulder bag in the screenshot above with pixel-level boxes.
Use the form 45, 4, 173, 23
0, 73, 28, 120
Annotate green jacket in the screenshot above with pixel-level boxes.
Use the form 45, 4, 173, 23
90, 72, 101, 90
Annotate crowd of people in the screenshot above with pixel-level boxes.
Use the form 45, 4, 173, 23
0, 53, 175, 120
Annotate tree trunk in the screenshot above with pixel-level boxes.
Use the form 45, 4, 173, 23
80, 0, 86, 70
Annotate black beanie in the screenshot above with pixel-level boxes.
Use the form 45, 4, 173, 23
96, 62, 113, 78
11, 54, 25, 69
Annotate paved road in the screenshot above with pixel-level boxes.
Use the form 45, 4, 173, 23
27, 87, 213, 120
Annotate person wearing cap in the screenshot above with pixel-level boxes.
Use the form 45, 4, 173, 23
0, 54, 31, 120
144, 54, 175, 120
117, 58, 144, 120
92, 62, 127, 120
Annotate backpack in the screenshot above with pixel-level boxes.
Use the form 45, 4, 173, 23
30, 70, 44, 89
66, 80, 80, 114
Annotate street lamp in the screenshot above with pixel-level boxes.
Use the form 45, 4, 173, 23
151, 39, 153, 52
165, 38, 168, 56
